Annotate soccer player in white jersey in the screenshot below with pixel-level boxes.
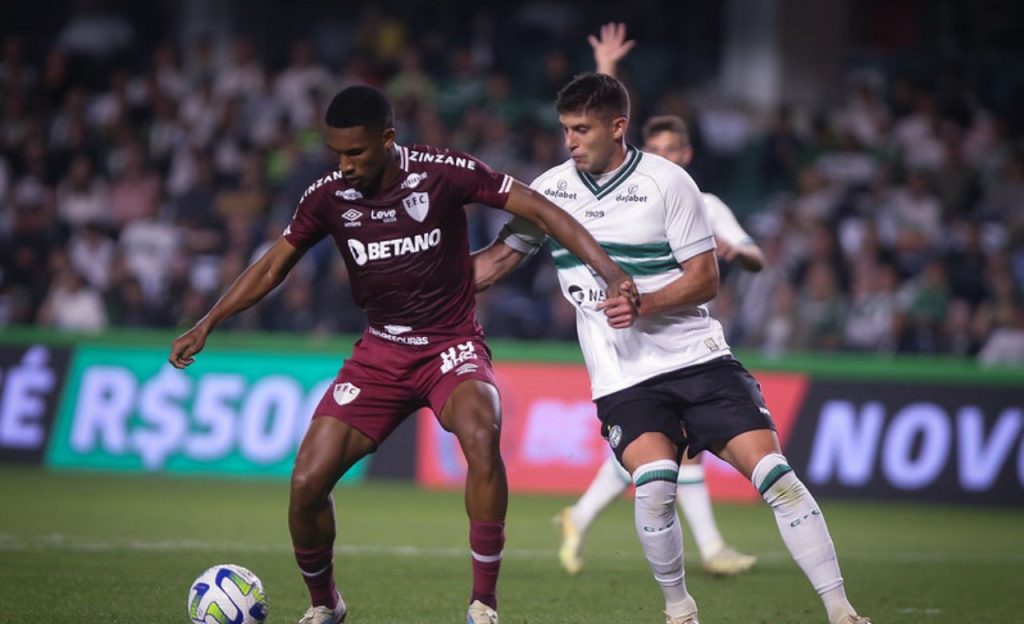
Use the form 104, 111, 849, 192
552, 112, 766, 579
473, 72, 870, 624
549, 21, 769, 579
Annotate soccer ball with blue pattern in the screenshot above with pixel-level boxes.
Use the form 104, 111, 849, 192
187, 564, 269, 624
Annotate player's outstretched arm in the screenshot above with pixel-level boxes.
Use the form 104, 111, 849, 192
629, 249, 719, 318
169, 237, 306, 368
503, 182, 639, 312
472, 241, 528, 292
589, 22, 636, 78
717, 239, 766, 272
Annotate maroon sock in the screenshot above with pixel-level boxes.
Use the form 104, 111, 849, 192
294, 544, 338, 609
469, 520, 505, 609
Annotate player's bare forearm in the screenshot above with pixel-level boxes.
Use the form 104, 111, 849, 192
169, 238, 304, 368
472, 241, 528, 292
503, 182, 634, 297
638, 250, 719, 318
198, 238, 303, 331
736, 243, 766, 272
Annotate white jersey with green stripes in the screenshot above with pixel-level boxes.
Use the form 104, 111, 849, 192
503, 146, 731, 399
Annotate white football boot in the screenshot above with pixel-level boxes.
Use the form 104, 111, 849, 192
297, 594, 347, 624
701, 544, 757, 576
466, 599, 498, 624
553, 507, 584, 575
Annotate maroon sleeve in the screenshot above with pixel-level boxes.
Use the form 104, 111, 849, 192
283, 189, 327, 249
447, 150, 514, 208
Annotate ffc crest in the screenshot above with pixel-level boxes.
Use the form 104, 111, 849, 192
402, 192, 430, 222
333, 382, 361, 405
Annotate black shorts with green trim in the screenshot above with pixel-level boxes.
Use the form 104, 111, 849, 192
595, 355, 775, 466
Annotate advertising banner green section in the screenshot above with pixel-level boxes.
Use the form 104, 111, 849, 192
46, 346, 368, 481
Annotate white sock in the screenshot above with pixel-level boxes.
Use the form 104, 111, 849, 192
633, 460, 697, 618
752, 453, 855, 623
676, 462, 725, 559
570, 455, 631, 532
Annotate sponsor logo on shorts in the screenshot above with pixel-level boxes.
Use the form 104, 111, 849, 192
704, 338, 720, 352
759, 406, 772, 417
333, 382, 361, 406
440, 341, 478, 374
608, 425, 623, 449
368, 325, 429, 345
455, 362, 479, 376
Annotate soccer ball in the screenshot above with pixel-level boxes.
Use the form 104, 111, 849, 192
187, 563, 269, 624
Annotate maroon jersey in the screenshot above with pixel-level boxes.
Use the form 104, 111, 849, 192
284, 144, 513, 344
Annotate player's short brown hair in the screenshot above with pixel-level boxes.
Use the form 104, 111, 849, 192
641, 115, 690, 147
556, 72, 630, 121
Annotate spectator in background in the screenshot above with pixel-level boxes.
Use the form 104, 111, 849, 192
107, 273, 165, 327
275, 40, 335, 130
109, 141, 161, 227
844, 261, 898, 352
893, 92, 945, 171
57, 153, 109, 229
794, 261, 847, 351
884, 169, 943, 273
68, 222, 115, 291
37, 251, 107, 332
838, 81, 890, 148
760, 106, 805, 193
217, 37, 264, 101
898, 258, 951, 353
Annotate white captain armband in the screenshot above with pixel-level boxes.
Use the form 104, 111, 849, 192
497, 216, 547, 255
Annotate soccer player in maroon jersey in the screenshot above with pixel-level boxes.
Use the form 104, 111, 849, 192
169, 85, 637, 624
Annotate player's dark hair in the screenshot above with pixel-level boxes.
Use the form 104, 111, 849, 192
555, 72, 630, 120
642, 115, 690, 148
325, 85, 394, 131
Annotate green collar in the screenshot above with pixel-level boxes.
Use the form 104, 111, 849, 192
575, 145, 642, 199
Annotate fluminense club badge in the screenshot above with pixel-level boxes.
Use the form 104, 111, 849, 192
402, 192, 430, 222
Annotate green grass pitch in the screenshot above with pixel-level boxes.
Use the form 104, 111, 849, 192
0, 467, 1020, 623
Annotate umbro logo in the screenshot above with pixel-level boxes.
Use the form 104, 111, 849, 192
342, 208, 363, 228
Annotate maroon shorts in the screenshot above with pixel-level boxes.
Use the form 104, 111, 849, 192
312, 331, 497, 447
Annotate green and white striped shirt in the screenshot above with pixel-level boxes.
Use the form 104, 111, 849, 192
502, 147, 731, 399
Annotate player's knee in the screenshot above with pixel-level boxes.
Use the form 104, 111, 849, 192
751, 452, 808, 507
632, 460, 679, 515
290, 467, 330, 509
459, 421, 501, 468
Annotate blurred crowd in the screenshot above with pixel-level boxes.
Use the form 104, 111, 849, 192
1, 7, 1022, 363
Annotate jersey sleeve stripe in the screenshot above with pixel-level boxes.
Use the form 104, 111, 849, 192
672, 235, 716, 263
499, 174, 513, 194
499, 225, 543, 254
